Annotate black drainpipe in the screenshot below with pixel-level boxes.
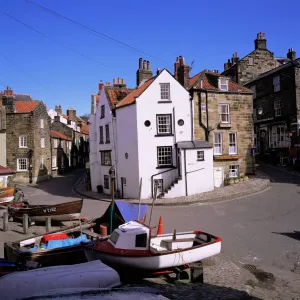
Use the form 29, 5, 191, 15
198, 90, 209, 142
205, 90, 209, 142
189, 91, 194, 141
184, 149, 188, 196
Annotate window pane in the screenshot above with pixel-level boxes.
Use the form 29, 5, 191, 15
157, 147, 172, 166
157, 115, 171, 134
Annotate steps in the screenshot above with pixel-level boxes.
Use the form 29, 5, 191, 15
157, 177, 182, 198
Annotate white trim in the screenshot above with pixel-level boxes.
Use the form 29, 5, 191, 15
228, 132, 237, 155
157, 115, 172, 134
219, 78, 228, 91
19, 136, 28, 148
40, 119, 44, 129
17, 158, 28, 172
229, 165, 239, 178
218, 104, 230, 123
41, 137, 45, 148
52, 156, 57, 168
213, 132, 222, 155
39, 157, 44, 170
160, 83, 170, 100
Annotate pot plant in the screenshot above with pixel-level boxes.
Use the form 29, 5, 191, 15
234, 177, 240, 183
244, 175, 249, 181
229, 178, 235, 185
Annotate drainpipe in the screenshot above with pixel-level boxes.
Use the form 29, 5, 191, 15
205, 91, 209, 142
184, 149, 188, 196
189, 91, 194, 141
198, 90, 209, 142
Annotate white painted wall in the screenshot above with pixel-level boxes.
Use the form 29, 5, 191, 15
115, 104, 140, 199
135, 69, 193, 198
0, 133, 6, 167
47, 109, 80, 132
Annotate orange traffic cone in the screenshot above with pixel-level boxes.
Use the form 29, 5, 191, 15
157, 216, 163, 235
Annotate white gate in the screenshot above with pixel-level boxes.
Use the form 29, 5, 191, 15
213, 167, 224, 188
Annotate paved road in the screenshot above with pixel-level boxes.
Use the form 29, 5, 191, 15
2, 164, 300, 286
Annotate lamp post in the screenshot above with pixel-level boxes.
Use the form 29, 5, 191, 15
109, 166, 115, 234
27, 149, 33, 184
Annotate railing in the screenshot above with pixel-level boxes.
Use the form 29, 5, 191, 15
151, 167, 178, 198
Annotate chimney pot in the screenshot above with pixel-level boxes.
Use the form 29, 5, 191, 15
143, 60, 147, 69
118, 78, 121, 84
147, 61, 150, 70
156, 68, 160, 75
121, 78, 125, 84
139, 58, 143, 69
113, 78, 116, 84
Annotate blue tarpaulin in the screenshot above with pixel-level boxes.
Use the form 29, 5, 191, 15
0, 258, 15, 267
114, 200, 148, 222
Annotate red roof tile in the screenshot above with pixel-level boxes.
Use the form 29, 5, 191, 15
188, 71, 251, 93
117, 78, 155, 108
15, 101, 40, 113
80, 122, 89, 135
106, 88, 134, 107
50, 130, 72, 141
0, 165, 15, 175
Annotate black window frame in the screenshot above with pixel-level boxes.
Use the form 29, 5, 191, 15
100, 105, 105, 119
157, 146, 173, 168
99, 126, 104, 144
101, 150, 112, 166
154, 179, 163, 194
197, 150, 205, 161
105, 124, 110, 143
104, 175, 109, 189
135, 233, 147, 248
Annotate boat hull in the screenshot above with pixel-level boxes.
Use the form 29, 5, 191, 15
85, 241, 221, 272
8, 199, 83, 222
0, 186, 15, 205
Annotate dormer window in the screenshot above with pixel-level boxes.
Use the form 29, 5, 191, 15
219, 78, 228, 91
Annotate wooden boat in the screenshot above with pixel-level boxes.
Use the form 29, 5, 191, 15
84, 220, 222, 275
7, 199, 83, 222
4, 201, 149, 270
0, 260, 121, 300
0, 186, 15, 205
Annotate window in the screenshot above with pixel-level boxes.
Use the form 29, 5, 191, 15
160, 83, 170, 100
109, 231, 119, 244
100, 105, 105, 119
197, 151, 204, 161
105, 124, 110, 143
248, 57, 254, 65
52, 156, 57, 168
53, 139, 58, 148
101, 151, 112, 166
154, 179, 163, 195
214, 133, 222, 155
99, 126, 104, 144
218, 104, 230, 123
157, 146, 172, 167
229, 165, 239, 178
40, 119, 44, 129
229, 133, 237, 154
104, 175, 109, 189
273, 75, 280, 92
39, 157, 44, 170
19, 136, 27, 148
68, 141, 72, 150
41, 137, 45, 148
17, 158, 28, 172
61, 156, 64, 167
269, 125, 290, 148
251, 86, 256, 99
219, 78, 228, 91
156, 114, 172, 135
135, 233, 147, 248
274, 100, 282, 117
61, 140, 65, 148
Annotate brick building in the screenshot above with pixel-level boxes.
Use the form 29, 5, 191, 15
222, 32, 281, 86
1, 87, 51, 183
245, 55, 300, 160
175, 56, 254, 186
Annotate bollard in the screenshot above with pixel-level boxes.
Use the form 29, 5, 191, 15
23, 214, 29, 234
3, 212, 8, 232
46, 216, 51, 233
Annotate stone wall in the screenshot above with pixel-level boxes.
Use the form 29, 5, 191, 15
193, 90, 254, 176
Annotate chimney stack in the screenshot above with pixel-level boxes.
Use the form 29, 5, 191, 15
136, 57, 153, 87
175, 56, 190, 88
55, 105, 62, 114
113, 78, 117, 85
254, 32, 267, 50
121, 78, 125, 84
174, 57, 180, 79
287, 48, 296, 61
66, 107, 76, 121
156, 68, 161, 76
98, 80, 103, 92
224, 59, 232, 71
1, 86, 15, 113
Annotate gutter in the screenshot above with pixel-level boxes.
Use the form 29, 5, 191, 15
189, 91, 194, 141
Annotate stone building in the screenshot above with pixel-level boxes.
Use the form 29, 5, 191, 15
1, 87, 51, 183
174, 56, 254, 186
0, 102, 6, 167
245, 55, 300, 160
222, 32, 282, 86
50, 129, 72, 175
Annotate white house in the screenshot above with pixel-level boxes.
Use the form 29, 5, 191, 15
89, 60, 214, 199
89, 79, 133, 194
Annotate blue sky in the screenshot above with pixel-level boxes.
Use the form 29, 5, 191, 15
1, 0, 300, 116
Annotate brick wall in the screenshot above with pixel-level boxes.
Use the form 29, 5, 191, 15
193, 90, 254, 176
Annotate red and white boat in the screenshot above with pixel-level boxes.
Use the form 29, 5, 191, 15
84, 221, 222, 274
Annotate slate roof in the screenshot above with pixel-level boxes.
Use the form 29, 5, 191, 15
50, 130, 72, 141
177, 140, 212, 149
188, 70, 251, 93
0, 93, 33, 102
15, 101, 40, 113
117, 78, 156, 108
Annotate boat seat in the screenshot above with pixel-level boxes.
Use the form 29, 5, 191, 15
161, 237, 195, 243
